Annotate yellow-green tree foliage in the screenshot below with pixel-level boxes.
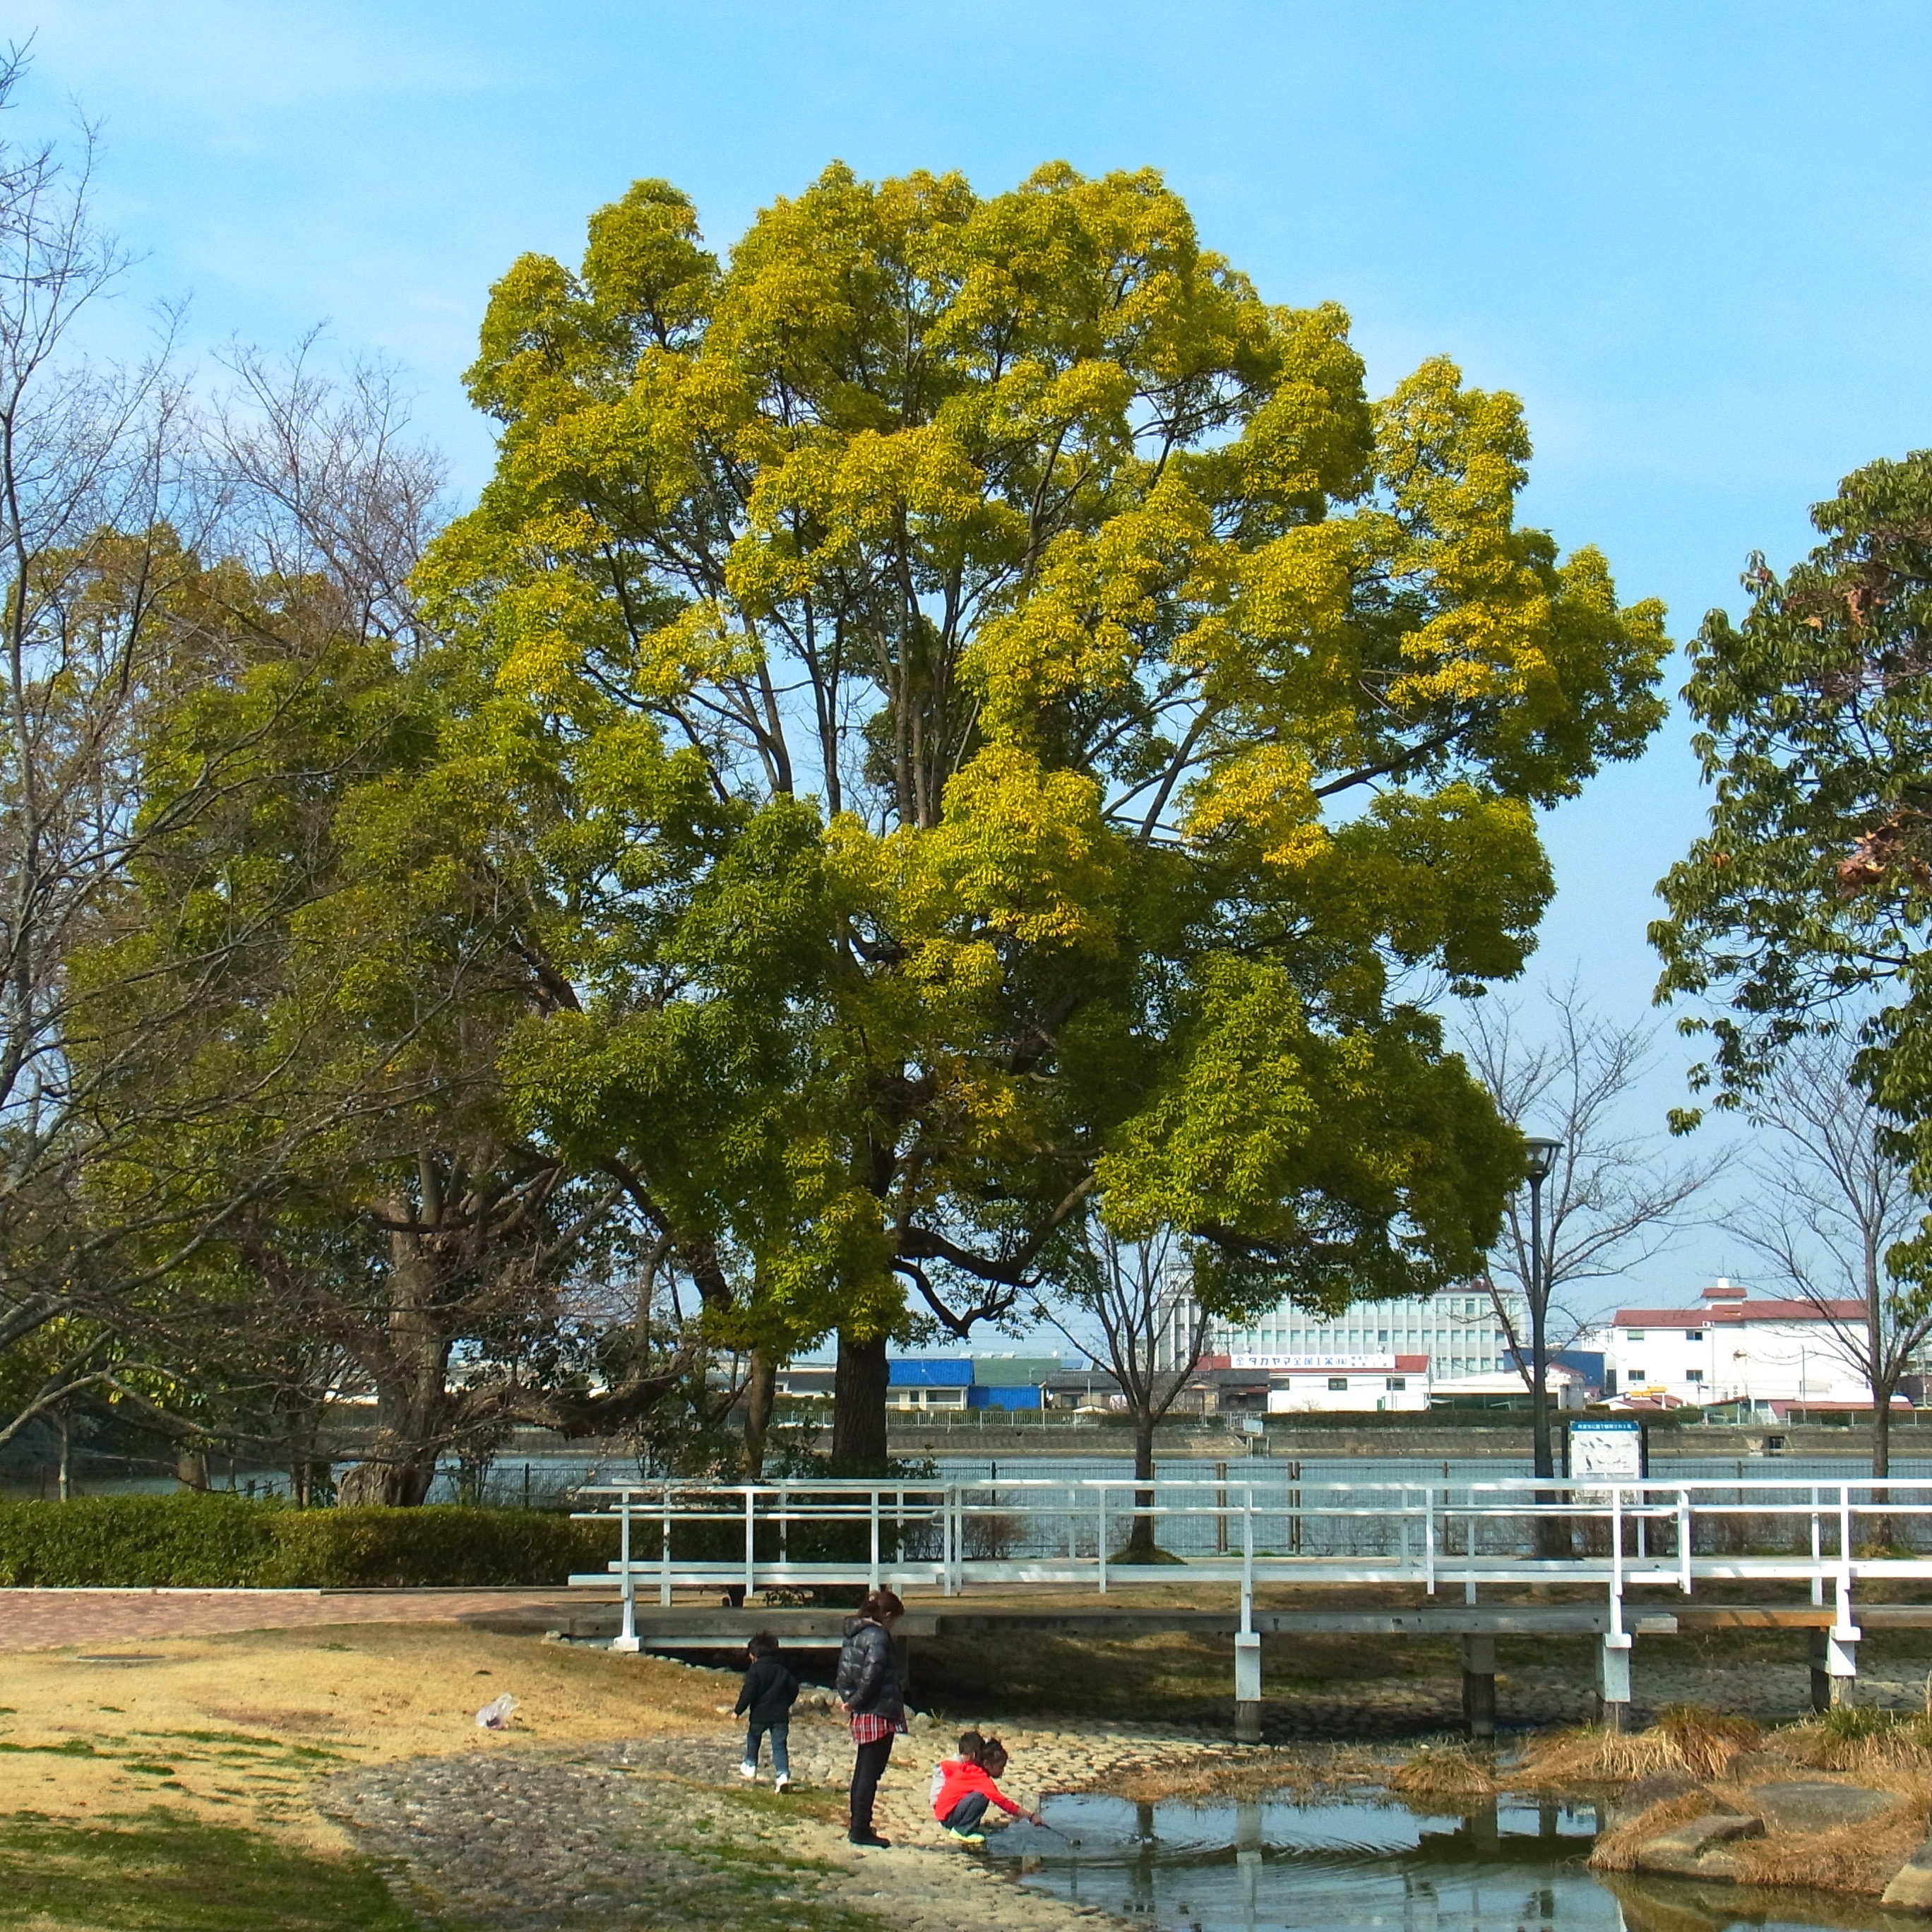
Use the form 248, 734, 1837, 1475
422, 163, 1669, 1456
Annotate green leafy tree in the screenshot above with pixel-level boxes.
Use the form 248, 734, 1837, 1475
423, 161, 1672, 1468
1654, 451, 1932, 1121
1652, 454, 1932, 1470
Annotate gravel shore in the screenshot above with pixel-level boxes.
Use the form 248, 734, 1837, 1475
321, 1707, 1239, 1931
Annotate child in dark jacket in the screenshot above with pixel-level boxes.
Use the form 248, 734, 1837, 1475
735, 1632, 800, 1789
931, 1736, 1041, 1842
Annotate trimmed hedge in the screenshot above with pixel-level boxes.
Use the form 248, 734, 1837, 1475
0, 1494, 620, 1588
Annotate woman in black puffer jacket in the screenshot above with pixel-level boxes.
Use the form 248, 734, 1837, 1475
834, 1587, 905, 1847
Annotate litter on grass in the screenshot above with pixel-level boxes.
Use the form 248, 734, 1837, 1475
475, 1693, 517, 1729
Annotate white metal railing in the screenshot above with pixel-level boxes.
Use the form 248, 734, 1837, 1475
568, 1474, 1932, 1651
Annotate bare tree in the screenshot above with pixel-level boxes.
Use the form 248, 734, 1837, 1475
0, 47, 217, 1429
1458, 982, 1725, 1480
1036, 1225, 1208, 1558
1724, 1036, 1930, 1480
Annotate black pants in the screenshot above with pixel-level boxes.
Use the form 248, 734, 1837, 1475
849, 1734, 894, 1837
940, 1791, 989, 1833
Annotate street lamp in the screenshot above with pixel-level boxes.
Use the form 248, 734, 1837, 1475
1522, 1137, 1562, 1345
1520, 1136, 1563, 1488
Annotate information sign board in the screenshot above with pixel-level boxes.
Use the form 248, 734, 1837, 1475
1565, 1417, 1645, 1484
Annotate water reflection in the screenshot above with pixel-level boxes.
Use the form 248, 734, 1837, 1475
991, 1791, 1916, 1932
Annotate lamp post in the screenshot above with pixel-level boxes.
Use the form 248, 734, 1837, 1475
1522, 1136, 1563, 1488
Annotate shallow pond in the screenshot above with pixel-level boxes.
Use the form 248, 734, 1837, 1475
984, 1791, 1921, 1932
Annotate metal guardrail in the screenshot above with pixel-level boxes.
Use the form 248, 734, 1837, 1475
569, 1474, 1932, 1659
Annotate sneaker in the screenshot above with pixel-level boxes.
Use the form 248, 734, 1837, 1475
848, 1830, 891, 1848
946, 1826, 986, 1844
737, 1762, 758, 1780
774, 1775, 791, 1792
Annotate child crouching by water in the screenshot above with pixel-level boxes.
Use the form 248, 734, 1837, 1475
931, 1735, 1041, 1843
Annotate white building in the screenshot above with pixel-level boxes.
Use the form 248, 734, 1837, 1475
1255, 1353, 1431, 1414
1429, 1363, 1589, 1409
1188, 1286, 1525, 1381
1597, 1277, 1883, 1411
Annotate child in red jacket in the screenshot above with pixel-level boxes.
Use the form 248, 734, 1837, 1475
933, 1736, 1042, 1842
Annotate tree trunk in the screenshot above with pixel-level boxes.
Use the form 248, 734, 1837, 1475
1870, 1371, 1895, 1549
742, 1347, 778, 1478
1529, 1282, 1569, 1558
1126, 1412, 1158, 1556
56, 1407, 71, 1501
337, 1222, 453, 1505
337, 1405, 441, 1508
831, 1328, 890, 1472
176, 1449, 210, 1491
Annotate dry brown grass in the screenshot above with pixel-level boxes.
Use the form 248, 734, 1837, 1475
1778, 1715, 1932, 1775
0, 1621, 732, 1849
1387, 1744, 1498, 1797
1589, 1790, 1723, 1871
1592, 1766, 1927, 1897
1658, 1705, 1763, 1779
1727, 1791, 1926, 1897
1090, 1741, 1387, 1804
1514, 1707, 1760, 1788
1515, 1724, 1689, 1786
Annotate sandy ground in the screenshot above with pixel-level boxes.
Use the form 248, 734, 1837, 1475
0, 1622, 717, 1851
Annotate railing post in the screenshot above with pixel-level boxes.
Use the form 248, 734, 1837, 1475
1597, 1483, 1631, 1729
1097, 1486, 1108, 1595
1677, 1488, 1692, 1594
1424, 1484, 1436, 1596
1463, 1480, 1476, 1604
1838, 1482, 1854, 1603
613, 1490, 640, 1652
1612, 1486, 1626, 1633
744, 1486, 756, 1601
1811, 1484, 1824, 1608
869, 1484, 881, 1590
1241, 1480, 1255, 1631
660, 1485, 672, 1608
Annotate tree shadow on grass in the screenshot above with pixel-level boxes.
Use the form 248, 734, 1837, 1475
0, 1808, 443, 1931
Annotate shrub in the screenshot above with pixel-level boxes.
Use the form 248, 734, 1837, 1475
0, 1494, 620, 1588
0, 1495, 280, 1587
263, 1505, 619, 1587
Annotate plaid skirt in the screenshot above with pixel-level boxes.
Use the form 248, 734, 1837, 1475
848, 1710, 907, 1746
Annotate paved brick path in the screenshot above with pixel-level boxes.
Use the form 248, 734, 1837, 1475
0, 1587, 601, 1651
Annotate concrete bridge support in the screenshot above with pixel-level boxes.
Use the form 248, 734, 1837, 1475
1234, 1630, 1263, 1742
1595, 1632, 1633, 1731
1461, 1634, 1497, 1739
1810, 1624, 1860, 1710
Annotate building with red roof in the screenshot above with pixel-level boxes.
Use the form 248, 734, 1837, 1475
1590, 1277, 1886, 1410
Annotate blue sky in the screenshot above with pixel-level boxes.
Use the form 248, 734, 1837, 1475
14, 1, 1932, 1315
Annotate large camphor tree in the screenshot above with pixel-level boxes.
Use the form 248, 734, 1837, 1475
1654, 453, 1932, 1469
424, 162, 1671, 1468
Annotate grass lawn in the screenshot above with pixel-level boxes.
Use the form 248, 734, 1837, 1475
0, 1809, 439, 1931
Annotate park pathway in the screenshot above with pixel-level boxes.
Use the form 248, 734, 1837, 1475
0, 1585, 597, 1650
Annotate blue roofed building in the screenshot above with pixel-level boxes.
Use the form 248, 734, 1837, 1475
884, 1354, 1063, 1412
